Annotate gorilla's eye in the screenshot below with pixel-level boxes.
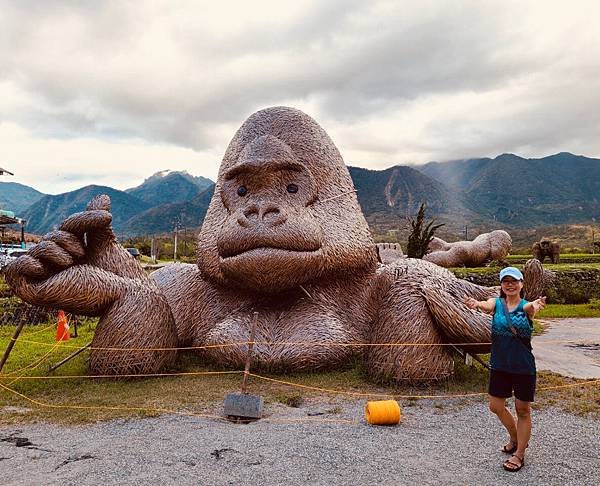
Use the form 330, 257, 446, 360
286, 183, 298, 194
237, 185, 248, 197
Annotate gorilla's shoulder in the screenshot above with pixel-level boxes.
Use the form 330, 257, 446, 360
150, 262, 200, 288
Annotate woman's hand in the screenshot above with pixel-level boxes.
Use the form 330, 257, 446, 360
463, 296, 479, 310
530, 296, 547, 314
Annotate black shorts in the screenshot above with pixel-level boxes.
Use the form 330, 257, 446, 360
489, 369, 536, 402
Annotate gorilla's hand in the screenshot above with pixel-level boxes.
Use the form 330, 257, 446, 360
4, 195, 146, 316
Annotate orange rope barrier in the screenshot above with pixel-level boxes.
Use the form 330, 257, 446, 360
247, 373, 600, 399
10, 337, 599, 352
0, 380, 224, 420
12, 339, 251, 351
247, 373, 488, 399
2, 339, 66, 382
0, 380, 358, 425
0, 370, 244, 380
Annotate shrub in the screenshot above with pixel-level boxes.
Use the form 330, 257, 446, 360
406, 202, 444, 259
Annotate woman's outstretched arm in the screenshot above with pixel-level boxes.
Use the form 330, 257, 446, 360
464, 296, 496, 313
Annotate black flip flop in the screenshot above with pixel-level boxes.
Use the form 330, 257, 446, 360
503, 455, 525, 472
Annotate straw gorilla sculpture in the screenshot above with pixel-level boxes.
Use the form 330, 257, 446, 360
6, 107, 534, 382
424, 230, 512, 268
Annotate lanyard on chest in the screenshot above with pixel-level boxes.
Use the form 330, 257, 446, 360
500, 298, 532, 350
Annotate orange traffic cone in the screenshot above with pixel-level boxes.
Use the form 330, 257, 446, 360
56, 310, 70, 341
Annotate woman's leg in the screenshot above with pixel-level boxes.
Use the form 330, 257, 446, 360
514, 399, 532, 458
489, 395, 517, 444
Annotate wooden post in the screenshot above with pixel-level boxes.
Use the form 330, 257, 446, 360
241, 311, 258, 394
0, 322, 26, 373
450, 345, 489, 369
48, 343, 91, 372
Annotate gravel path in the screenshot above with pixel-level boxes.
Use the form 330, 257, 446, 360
1, 399, 598, 485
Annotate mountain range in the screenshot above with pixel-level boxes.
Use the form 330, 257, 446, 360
1, 152, 598, 237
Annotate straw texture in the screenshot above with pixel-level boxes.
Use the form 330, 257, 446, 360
424, 230, 512, 267
376, 243, 404, 264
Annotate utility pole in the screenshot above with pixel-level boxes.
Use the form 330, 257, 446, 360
150, 237, 157, 263
20, 219, 26, 249
464, 225, 468, 240
173, 224, 178, 261
173, 218, 181, 261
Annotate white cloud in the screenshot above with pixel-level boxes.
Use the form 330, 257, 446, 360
0, 0, 599, 194
0, 123, 223, 194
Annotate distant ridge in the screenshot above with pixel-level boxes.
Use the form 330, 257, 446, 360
9, 152, 600, 237
124, 184, 215, 235
0, 182, 45, 214
23, 185, 151, 234
418, 152, 600, 225
125, 170, 213, 207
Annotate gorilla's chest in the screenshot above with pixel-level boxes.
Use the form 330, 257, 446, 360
198, 305, 363, 370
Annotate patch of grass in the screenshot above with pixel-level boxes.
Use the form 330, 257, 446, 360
537, 302, 600, 318
1, 324, 598, 424
273, 392, 304, 408
451, 262, 600, 277
507, 254, 600, 265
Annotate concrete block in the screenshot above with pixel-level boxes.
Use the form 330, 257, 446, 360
223, 393, 263, 420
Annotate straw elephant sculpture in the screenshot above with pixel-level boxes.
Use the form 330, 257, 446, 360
532, 238, 560, 264
4, 107, 544, 382
423, 230, 512, 268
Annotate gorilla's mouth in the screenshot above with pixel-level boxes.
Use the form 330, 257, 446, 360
218, 246, 325, 291
219, 245, 321, 260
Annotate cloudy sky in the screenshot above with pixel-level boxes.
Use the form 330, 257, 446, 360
1, 0, 599, 194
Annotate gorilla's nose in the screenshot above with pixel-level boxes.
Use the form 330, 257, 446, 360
238, 203, 287, 228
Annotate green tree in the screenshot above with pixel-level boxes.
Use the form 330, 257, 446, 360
406, 202, 444, 258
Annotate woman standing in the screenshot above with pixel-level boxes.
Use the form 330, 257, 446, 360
464, 267, 546, 472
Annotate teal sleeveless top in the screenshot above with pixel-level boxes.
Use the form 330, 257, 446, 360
490, 298, 536, 375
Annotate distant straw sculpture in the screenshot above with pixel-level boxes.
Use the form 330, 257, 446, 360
375, 242, 405, 264
7, 107, 524, 382
423, 230, 512, 268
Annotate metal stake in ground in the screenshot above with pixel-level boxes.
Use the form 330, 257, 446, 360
223, 311, 264, 421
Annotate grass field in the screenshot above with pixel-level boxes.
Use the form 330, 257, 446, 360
538, 302, 600, 318
0, 319, 598, 425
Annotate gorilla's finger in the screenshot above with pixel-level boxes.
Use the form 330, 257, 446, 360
86, 194, 111, 211
59, 210, 112, 235
43, 230, 86, 259
4, 254, 48, 280
29, 240, 75, 268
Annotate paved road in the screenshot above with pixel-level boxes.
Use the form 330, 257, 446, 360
534, 318, 600, 378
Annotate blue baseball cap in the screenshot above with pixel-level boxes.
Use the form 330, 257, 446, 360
499, 267, 523, 282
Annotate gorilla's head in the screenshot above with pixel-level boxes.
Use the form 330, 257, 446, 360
197, 107, 377, 292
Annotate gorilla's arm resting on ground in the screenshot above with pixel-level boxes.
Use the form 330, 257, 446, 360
366, 260, 496, 381
4, 195, 178, 375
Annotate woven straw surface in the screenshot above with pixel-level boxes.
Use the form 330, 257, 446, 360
424, 230, 512, 267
